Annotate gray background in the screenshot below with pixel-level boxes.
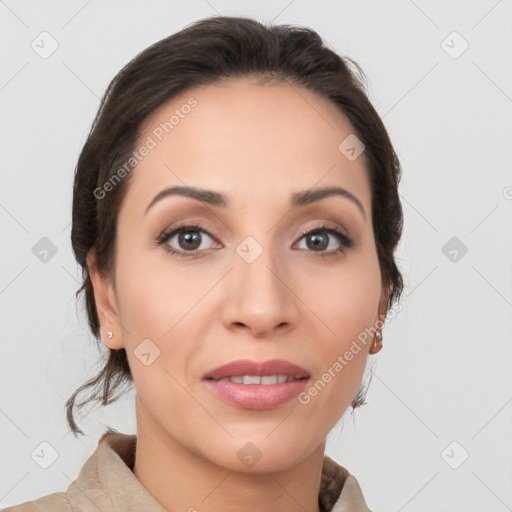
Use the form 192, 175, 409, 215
1, 1, 511, 510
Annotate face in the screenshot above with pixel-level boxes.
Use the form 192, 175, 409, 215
88, 77, 388, 473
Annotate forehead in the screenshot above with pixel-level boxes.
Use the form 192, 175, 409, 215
122, 77, 371, 216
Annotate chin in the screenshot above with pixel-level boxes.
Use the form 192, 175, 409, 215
201, 435, 317, 475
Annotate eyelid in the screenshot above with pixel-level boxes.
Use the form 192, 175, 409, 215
296, 219, 350, 239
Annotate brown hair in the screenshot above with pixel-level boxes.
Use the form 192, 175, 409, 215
66, 15, 404, 436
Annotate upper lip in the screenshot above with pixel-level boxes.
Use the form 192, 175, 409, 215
203, 359, 310, 381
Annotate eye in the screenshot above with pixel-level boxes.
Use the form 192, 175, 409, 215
156, 222, 354, 258
156, 224, 218, 257
294, 223, 353, 257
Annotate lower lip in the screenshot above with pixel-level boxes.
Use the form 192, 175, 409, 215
203, 379, 309, 409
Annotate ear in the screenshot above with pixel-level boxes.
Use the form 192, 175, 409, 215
369, 282, 389, 354
86, 250, 125, 350
376, 283, 389, 326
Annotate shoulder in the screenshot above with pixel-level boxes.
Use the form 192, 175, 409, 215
1, 492, 71, 512
320, 455, 373, 512
1, 430, 136, 512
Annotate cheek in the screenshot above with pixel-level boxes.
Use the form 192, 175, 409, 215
113, 261, 203, 414
113, 247, 216, 387
300, 281, 377, 425
302, 252, 381, 398
114, 242, 205, 337
305, 252, 382, 342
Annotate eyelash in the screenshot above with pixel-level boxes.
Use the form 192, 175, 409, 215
156, 223, 354, 259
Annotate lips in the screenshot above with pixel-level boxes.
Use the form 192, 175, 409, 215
202, 359, 311, 409
202, 358, 310, 381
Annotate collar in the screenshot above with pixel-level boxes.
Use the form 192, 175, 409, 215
65, 431, 372, 512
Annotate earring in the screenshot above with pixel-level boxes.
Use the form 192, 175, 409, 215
107, 331, 113, 340
372, 329, 382, 352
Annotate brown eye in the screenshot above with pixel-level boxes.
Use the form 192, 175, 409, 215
177, 230, 202, 251
305, 232, 329, 251
295, 224, 353, 256
157, 224, 218, 256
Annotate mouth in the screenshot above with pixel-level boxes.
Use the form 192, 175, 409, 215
211, 374, 307, 384
202, 358, 310, 382
202, 359, 310, 409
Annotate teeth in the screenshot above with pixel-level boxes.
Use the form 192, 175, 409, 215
217, 374, 293, 384
243, 375, 261, 385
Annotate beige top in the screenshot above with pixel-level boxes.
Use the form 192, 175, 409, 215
2, 431, 372, 512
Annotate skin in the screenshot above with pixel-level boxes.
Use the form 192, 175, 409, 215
87, 77, 388, 512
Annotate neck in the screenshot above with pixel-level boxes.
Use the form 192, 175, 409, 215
132, 397, 325, 512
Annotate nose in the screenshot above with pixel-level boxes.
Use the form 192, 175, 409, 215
220, 244, 301, 338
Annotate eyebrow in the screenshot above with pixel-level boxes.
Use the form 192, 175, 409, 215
145, 185, 365, 219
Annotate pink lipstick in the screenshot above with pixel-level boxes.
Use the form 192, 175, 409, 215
202, 359, 310, 409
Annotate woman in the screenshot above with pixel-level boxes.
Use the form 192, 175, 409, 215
4, 14, 403, 512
